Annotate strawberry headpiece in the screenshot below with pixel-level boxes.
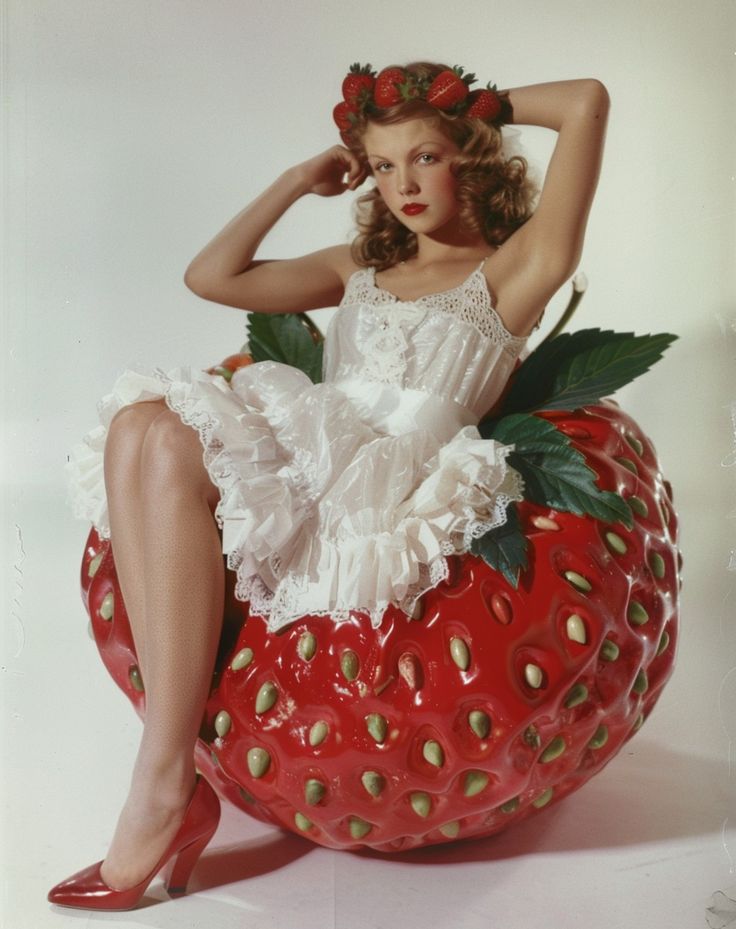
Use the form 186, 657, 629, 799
334, 62, 510, 144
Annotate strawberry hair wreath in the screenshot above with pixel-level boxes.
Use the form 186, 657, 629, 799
333, 62, 513, 144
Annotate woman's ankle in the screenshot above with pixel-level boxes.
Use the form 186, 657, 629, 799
128, 754, 197, 809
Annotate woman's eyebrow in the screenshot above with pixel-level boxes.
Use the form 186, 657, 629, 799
367, 141, 446, 160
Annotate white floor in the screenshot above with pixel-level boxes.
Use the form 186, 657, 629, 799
3, 486, 735, 929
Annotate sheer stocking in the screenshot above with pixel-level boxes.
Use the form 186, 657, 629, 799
99, 401, 224, 890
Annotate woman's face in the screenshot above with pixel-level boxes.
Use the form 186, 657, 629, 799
361, 117, 462, 238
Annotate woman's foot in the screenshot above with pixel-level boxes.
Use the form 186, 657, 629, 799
99, 768, 197, 891
47, 774, 221, 910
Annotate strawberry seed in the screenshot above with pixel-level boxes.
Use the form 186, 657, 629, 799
540, 735, 566, 763
564, 570, 592, 593
88, 552, 103, 578
464, 771, 489, 797
588, 725, 609, 749
524, 663, 544, 689
309, 720, 329, 746
605, 531, 628, 555
361, 771, 385, 797
247, 746, 271, 778
349, 816, 372, 839
564, 683, 589, 708
231, 647, 254, 671
422, 740, 444, 767
340, 650, 360, 681
305, 778, 327, 805
566, 614, 587, 644
468, 710, 491, 739
600, 639, 620, 662
214, 710, 231, 738
629, 495, 649, 517
255, 681, 278, 714
294, 812, 312, 831
627, 601, 649, 626
297, 632, 317, 661
410, 792, 431, 817
365, 713, 388, 742
129, 665, 144, 692
532, 788, 554, 808
450, 636, 471, 671
99, 591, 114, 621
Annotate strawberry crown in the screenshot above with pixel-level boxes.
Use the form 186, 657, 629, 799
333, 61, 510, 139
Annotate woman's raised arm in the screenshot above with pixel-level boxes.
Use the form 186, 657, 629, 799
490, 79, 610, 333
183, 146, 367, 313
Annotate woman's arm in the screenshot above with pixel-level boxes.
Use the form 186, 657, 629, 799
183, 147, 367, 313
490, 79, 610, 332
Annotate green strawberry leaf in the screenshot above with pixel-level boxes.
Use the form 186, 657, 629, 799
470, 503, 528, 589
247, 312, 324, 384
499, 329, 678, 415
483, 413, 634, 530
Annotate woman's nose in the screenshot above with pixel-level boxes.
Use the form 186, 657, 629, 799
397, 173, 419, 196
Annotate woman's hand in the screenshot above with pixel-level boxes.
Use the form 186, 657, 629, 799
293, 146, 368, 197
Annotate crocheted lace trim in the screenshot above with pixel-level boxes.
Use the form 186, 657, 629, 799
343, 267, 529, 352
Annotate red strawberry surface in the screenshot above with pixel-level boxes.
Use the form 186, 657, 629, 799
332, 101, 358, 132
342, 63, 376, 105
374, 67, 409, 108
466, 87, 502, 121
81, 398, 680, 853
426, 67, 471, 110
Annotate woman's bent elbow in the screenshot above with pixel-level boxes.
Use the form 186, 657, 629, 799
183, 265, 211, 298
584, 79, 610, 111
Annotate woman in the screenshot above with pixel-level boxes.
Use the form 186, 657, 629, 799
49, 61, 609, 910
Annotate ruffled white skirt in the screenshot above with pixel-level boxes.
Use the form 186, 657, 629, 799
67, 361, 524, 632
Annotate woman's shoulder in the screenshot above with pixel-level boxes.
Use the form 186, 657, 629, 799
327, 243, 365, 288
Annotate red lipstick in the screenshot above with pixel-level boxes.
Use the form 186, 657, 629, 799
401, 203, 428, 215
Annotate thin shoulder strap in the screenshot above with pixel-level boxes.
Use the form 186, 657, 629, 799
340, 266, 373, 306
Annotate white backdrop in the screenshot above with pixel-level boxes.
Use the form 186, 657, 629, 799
3, 2, 735, 928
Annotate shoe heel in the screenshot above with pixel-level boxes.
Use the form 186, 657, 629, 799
163, 826, 217, 898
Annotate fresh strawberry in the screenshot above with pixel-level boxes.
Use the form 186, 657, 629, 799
332, 100, 358, 132
466, 84, 502, 121
207, 352, 254, 383
373, 67, 411, 107
426, 66, 474, 110
342, 62, 376, 105
81, 397, 680, 852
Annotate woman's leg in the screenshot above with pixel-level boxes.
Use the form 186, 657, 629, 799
100, 404, 224, 890
104, 399, 167, 682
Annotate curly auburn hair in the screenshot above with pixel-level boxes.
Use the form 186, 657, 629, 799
345, 62, 538, 271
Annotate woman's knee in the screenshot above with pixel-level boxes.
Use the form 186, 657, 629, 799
107, 399, 168, 455
104, 399, 168, 483
140, 409, 218, 506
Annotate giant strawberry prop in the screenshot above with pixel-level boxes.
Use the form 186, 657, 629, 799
81, 288, 680, 852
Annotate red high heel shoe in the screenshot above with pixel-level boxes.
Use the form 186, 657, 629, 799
47, 774, 220, 911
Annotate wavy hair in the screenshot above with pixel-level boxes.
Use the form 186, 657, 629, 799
345, 62, 538, 271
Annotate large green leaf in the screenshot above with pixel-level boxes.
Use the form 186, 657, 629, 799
499, 328, 678, 414
470, 503, 529, 589
485, 414, 634, 530
247, 312, 324, 384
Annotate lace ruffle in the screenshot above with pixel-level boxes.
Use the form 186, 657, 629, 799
66, 366, 523, 634
231, 424, 524, 633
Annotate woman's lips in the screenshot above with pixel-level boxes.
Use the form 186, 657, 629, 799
401, 203, 428, 215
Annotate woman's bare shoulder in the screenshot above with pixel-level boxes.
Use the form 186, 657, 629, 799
326, 243, 363, 285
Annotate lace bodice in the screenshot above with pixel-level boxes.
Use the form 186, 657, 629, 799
344, 265, 529, 350
322, 263, 531, 429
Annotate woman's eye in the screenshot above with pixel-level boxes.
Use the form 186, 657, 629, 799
417, 153, 436, 164
375, 163, 392, 173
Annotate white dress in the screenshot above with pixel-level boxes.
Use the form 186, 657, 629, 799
67, 262, 531, 633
